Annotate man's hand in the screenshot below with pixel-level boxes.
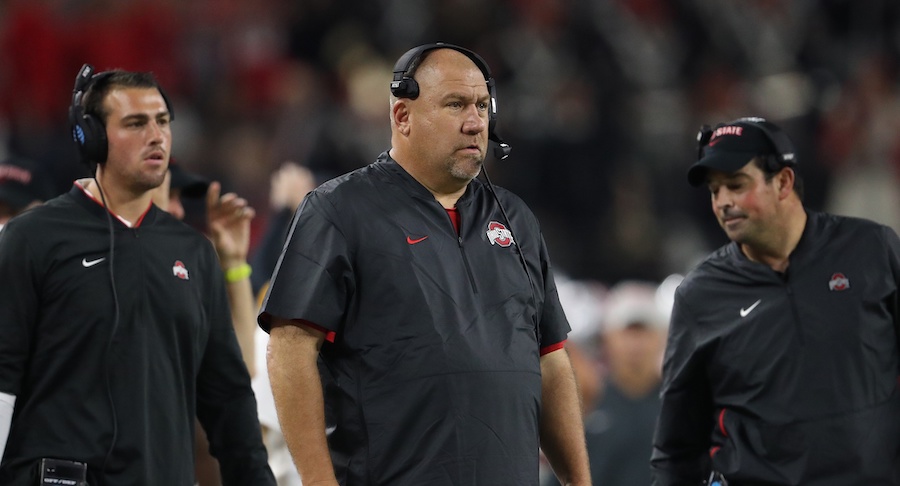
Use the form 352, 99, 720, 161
206, 181, 255, 269
270, 162, 316, 212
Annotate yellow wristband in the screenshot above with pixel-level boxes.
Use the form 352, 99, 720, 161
224, 263, 252, 283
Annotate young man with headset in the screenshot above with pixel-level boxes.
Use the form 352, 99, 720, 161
260, 43, 591, 485
0, 66, 275, 485
650, 118, 900, 485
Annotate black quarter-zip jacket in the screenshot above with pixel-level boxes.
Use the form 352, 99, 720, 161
0, 184, 273, 485
260, 153, 571, 485
651, 211, 900, 485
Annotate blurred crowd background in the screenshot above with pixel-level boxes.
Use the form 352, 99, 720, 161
3, 0, 900, 284
5, 1, 900, 484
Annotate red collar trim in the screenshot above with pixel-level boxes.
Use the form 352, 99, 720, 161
75, 180, 153, 228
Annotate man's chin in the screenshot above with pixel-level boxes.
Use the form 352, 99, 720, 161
450, 156, 483, 180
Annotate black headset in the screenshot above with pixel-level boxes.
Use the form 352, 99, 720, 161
69, 64, 174, 165
391, 42, 511, 160
697, 117, 797, 172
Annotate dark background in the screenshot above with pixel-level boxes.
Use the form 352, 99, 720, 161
4, 0, 900, 285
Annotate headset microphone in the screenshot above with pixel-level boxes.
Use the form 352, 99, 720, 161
492, 140, 511, 160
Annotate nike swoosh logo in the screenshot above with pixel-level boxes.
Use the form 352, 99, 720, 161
406, 235, 428, 245
82, 257, 106, 268
740, 299, 761, 317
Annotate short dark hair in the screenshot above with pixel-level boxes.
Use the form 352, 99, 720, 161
83, 70, 163, 124
752, 156, 804, 201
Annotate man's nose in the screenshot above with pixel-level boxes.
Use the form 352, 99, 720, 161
463, 106, 487, 134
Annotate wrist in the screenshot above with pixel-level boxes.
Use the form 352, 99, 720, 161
223, 262, 252, 283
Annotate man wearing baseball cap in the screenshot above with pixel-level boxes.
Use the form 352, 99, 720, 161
652, 117, 900, 485
166, 159, 211, 221
0, 156, 52, 229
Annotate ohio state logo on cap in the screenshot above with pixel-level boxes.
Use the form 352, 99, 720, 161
486, 221, 514, 247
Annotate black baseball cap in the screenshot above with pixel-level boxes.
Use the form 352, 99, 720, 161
687, 118, 792, 187
0, 156, 51, 210
169, 161, 209, 198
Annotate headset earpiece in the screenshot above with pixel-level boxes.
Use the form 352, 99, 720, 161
69, 64, 112, 166
696, 124, 713, 161
391, 42, 511, 160
390, 78, 419, 99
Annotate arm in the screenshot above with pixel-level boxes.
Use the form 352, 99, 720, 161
539, 348, 592, 486
267, 318, 339, 486
0, 222, 38, 462
206, 181, 257, 376
196, 247, 275, 486
650, 293, 713, 486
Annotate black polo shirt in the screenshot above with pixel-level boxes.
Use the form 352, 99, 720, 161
0, 184, 273, 485
261, 153, 570, 485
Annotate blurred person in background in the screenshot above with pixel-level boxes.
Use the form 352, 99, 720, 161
586, 281, 668, 486
260, 43, 590, 486
651, 117, 900, 485
544, 280, 670, 486
0, 155, 53, 230
0, 66, 274, 485
249, 161, 317, 296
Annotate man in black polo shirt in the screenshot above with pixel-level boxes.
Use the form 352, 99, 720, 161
261, 43, 591, 485
0, 66, 274, 485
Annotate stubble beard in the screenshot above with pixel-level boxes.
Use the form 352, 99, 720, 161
130, 167, 168, 194
448, 153, 484, 182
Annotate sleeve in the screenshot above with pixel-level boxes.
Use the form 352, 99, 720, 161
195, 243, 276, 486
0, 222, 38, 396
650, 289, 713, 486
535, 232, 571, 351
258, 191, 354, 334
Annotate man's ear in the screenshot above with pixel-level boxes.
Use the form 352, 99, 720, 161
776, 167, 796, 199
392, 100, 411, 136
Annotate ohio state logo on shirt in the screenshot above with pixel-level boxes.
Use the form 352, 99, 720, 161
828, 272, 849, 291
172, 260, 190, 280
486, 221, 514, 247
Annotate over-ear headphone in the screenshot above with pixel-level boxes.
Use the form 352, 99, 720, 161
696, 117, 797, 172
69, 64, 174, 165
391, 42, 511, 160
69, 65, 111, 165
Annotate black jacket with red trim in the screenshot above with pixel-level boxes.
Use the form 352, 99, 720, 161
0, 185, 274, 485
651, 210, 900, 485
